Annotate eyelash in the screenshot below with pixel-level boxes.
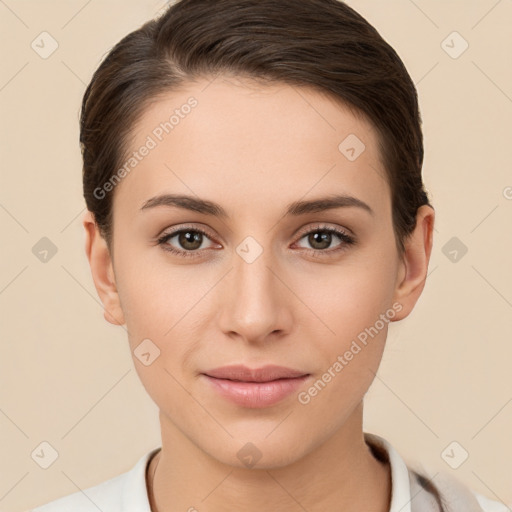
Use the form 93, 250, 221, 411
156, 224, 355, 259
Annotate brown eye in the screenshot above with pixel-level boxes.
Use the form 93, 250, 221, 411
176, 230, 204, 250
307, 231, 334, 250
157, 226, 218, 258
295, 226, 355, 255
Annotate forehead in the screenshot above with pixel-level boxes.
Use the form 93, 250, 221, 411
113, 75, 390, 219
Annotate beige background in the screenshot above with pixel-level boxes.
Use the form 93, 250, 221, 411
1, 0, 511, 510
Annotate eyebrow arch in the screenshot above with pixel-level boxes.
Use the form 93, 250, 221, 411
287, 194, 374, 217
140, 193, 374, 217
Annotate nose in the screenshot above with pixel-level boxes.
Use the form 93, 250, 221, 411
216, 244, 294, 345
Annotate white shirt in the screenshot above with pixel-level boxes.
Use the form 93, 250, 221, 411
30, 433, 509, 512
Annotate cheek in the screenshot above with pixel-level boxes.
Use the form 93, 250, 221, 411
114, 249, 191, 334
291, 249, 398, 407
114, 258, 213, 381
115, 263, 198, 411
295, 266, 395, 419
296, 254, 397, 345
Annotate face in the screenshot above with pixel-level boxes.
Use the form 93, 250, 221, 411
86, 75, 431, 469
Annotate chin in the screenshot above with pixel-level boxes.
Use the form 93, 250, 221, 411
203, 431, 313, 470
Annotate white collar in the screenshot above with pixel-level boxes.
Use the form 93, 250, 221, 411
364, 432, 413, 512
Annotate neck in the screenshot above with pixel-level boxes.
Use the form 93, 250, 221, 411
147, 402, 391, 512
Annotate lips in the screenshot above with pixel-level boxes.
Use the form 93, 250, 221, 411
202, 365, 311, 408
204, 364, 309, 382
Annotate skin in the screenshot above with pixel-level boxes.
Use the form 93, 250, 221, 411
83, 75, 434, 512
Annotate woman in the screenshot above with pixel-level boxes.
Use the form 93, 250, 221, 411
30, 0, 507, 510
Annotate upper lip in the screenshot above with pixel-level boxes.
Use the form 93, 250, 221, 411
203, 365, 309, 382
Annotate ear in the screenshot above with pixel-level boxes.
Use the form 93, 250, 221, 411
391, 205, 435, 321
82, 210, 125, 326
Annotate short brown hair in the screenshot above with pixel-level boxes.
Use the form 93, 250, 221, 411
80, 0, 431, 254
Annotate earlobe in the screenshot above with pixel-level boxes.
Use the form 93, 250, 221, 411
391, 205, 435, 322
82, 211, 126, 326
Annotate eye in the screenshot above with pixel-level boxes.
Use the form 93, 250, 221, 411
156, 223, 356, 259
157, 226, 218, 258
294, 225, 355, 255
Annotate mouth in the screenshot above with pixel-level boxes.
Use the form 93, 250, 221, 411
203, 364, 309, 382
201, 365, 310, 408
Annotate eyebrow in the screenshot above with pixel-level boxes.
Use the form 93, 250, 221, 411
140, 193, 374, 217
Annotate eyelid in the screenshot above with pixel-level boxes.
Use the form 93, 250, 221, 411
292, 223, 356, 253
157, 222, 356, 257
158, 223, 216, 240
157, 224, 220, 247
294, 222, 354, 240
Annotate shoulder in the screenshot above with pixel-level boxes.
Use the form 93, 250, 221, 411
364, 432, 509, 512
28, 447, 160, 512
409, 465, 510, 512
472, 491, 511, 512
28, 471, 127, 512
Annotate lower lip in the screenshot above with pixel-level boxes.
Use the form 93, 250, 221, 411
203, 374, 310, 408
